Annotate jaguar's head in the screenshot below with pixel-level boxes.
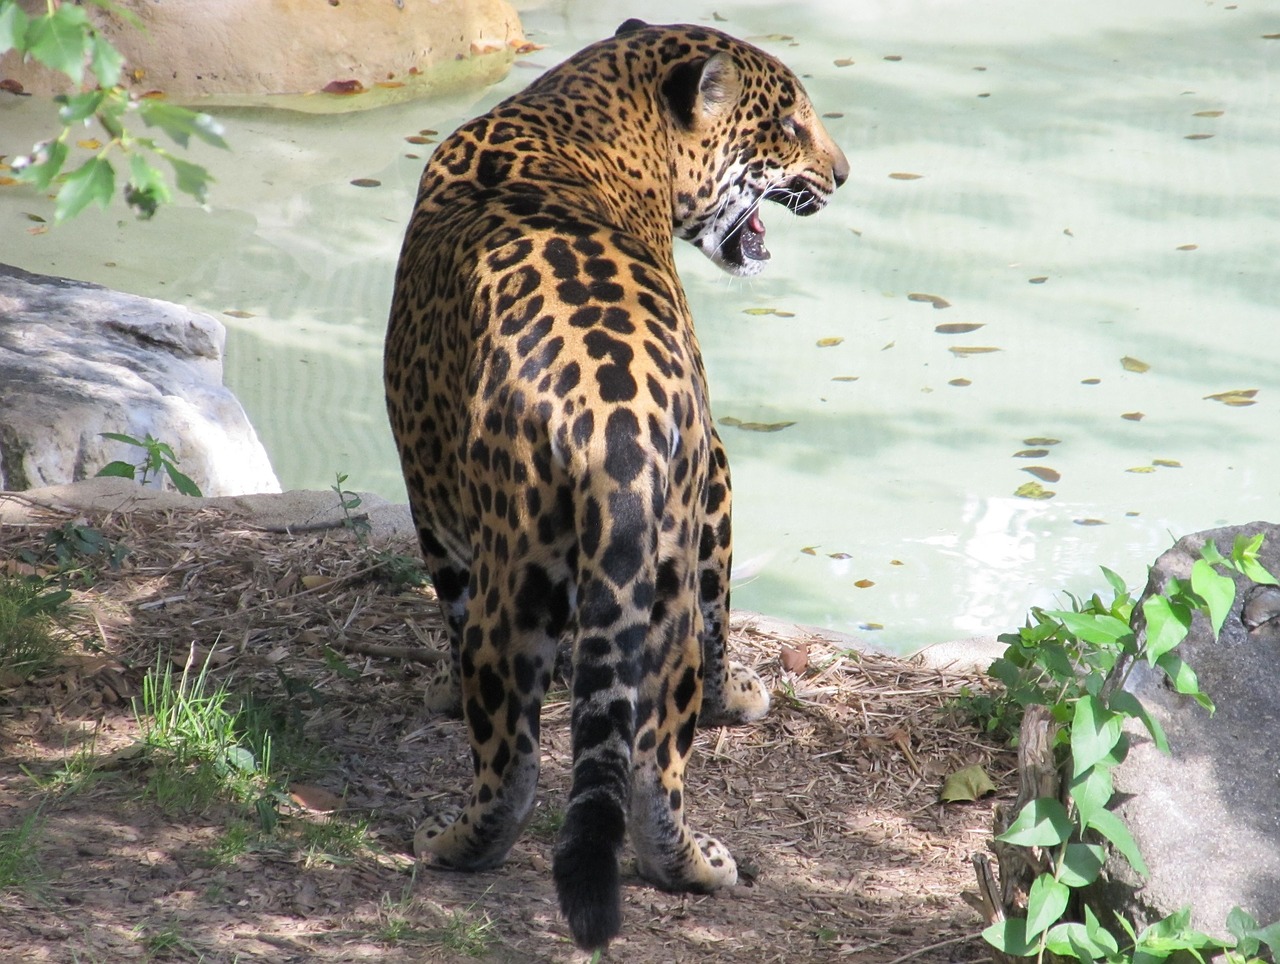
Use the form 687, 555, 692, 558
624, 21, 849, 277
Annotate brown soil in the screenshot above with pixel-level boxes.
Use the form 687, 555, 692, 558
0, 494, 1011, 963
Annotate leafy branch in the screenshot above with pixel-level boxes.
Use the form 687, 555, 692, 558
979, 534, 1280, 963
0, 0, 226, 220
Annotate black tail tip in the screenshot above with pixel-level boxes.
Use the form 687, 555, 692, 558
553, 802, 625, 950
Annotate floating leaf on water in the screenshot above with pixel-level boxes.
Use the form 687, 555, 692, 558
1126, 510, 1141, 517
823, 111, 845, 118
1028, 276, 1048, 284
940, 764, 995, 802
890, 559, 905, 566
1074, 518, 1108, 527
1184, 133, 1214, 140
405, 135, 434, 144
375, 81, 405, 89
1120, 356, 1150, 373
1023, 437, 1061, 446
883, 54, 902, 61
908, 292, 951, 309
512, 41, 546, 54
854, 578, 875, 588
889, 172, 923, 180
419, 129, 439, 136
1176, 243, 1198, 250
1153, 459, 1182, 468
349, 178, 381, 188
828, 552, 851, 560
1193, 110, 1225, 117
949, 346, 1000, 357
1126, 466, 1156, 474
1014, 448, 1050, 459
816, 336, 844, 347
720, 417, 797, 433
742, 307, 795, 317
1015, 481, 1055, 500
831, 375, 860, 382
860, 622, 884, 631
935, 322, 982, 334
1265, 33, 1280, 39
321, 79, 365, 95
223, 309, 255, 318
800, 546, 818, 556
948, 378, 971, 387
834, 58, 855, 67
1064, 227, 1075, 237
1081, 377, 1102, 385
1121, 412, 1145, 422
1204, 388, 1258, 406
748, 33, 794, 42
1022, 466, 1061, 483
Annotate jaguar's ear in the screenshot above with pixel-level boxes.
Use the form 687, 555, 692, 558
616, 18, 649, 36
661, 52, 741, 130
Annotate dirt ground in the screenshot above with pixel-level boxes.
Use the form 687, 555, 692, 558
0, 494, 1012, 962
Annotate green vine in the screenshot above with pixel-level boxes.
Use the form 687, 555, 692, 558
982, 533, 1280, 963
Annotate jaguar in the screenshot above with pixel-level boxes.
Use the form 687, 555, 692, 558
384, 18, 847, 949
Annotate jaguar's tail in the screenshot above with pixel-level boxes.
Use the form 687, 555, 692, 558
553, 789, 626, 949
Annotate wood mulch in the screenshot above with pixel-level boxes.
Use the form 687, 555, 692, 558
0, 493, 1012, 962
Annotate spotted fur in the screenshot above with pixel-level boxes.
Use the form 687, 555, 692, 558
384, 19, 847, 950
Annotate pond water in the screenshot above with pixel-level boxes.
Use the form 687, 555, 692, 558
2, 0, 1277, 654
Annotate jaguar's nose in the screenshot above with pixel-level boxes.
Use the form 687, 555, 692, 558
831, 145, 850, 188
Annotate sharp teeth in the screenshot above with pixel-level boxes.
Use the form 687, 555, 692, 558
749, 209, 766, 236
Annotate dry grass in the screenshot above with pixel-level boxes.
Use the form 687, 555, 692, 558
0, 493, 1012, 962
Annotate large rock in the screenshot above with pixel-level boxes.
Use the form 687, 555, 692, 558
0, 0, 523, 111
0, 263, 279, 498
1098, 522, 1280, 935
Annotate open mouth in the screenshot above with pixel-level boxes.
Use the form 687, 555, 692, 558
722, 179, 826, 268
728, 205, 771, 264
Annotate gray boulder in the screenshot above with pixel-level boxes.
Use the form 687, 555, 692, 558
0, 263, 279, 497
1098, 522, 1280, 936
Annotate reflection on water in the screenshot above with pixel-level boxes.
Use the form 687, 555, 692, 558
2, 0, 1277, 653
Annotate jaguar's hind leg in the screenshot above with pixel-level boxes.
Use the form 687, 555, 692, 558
414, 561, 565, 870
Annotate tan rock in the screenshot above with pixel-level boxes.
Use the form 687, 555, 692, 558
0, 0, 524, 111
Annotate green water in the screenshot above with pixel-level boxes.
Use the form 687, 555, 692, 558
2, 0, 1277, 652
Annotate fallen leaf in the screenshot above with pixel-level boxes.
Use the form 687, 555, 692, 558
1074, 518, 1107, 526
939, 764, 995, 802
1014, 481, 1055, 500
301, 574, 338, 590
1081, 377, 1102, 385
834, 57, 855, 67
375, 81, 405, 89
1193, 110, 1224, 117
948, 378, 971, 387
0, 78, 25, 94
889, 172, 923, 180
1184, 133, 1214, 140
1022, 466, 1060, 483
405, 134, 434, 144
816, 337, 844, 347
1023, 437, 1061, 446
935, 322, 983, 334
883, 55, 903, 61
948, 346, 1000, 357
349, 178, 381, 188
1204, 389, 1258, 406
1121, 356, 1150, 373
830, 375, 859, 382
1176, 243, 1198, 251
780, 643, 809, 674
322, 79, 366, 95
908, 293, 951, 309
1028, 276, 1048, 284
800, 546, 818, 556
742, 307, 795, 317
823, 111, 844, 118
1152, 459, 1182, 468
1013, 448, 1050, 459
223, 309, 255, 318
1126, 466, 1156, 474
828, 552, 852, 560
512, 41, 547, 54
1121, 412, 1145, 421
289, 783, 344, 813
854, 578, 875, 588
